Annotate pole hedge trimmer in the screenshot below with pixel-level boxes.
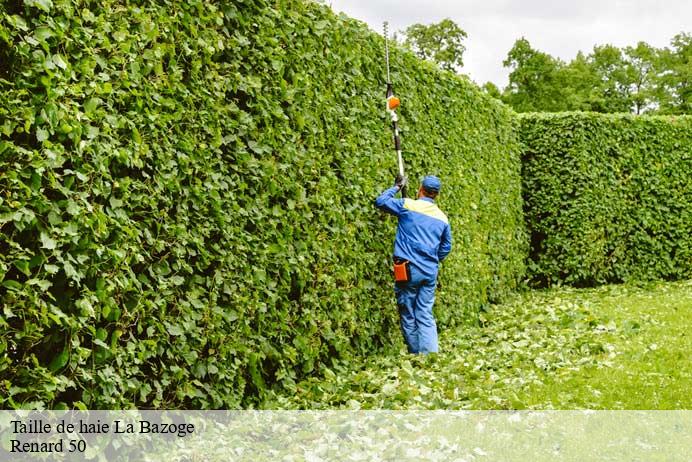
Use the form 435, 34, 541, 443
383, 22, 406, 198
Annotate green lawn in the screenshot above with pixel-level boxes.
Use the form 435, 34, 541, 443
266, 279, 692, 409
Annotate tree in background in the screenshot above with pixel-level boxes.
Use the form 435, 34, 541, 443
403, 19, 468, 72
657, 33, 692, 114
499, 34, 690, 115
502, 38, 565, 112
586, 44, 633, 113
623, 42, 659, 114
556, 51, 601, 111
482, 81, 502, 99
398, 22, 689, 116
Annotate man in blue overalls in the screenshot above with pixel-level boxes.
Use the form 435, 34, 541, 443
375, 175, 453, 354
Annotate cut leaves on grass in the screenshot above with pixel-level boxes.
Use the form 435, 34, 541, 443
266, 279, 692, 410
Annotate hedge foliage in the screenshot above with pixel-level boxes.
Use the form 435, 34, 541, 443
520, 112, 692, 287
0, 0, 525, 408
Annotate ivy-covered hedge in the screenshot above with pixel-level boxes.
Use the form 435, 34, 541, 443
0, 0, 525, 408
520, 112, 692, 287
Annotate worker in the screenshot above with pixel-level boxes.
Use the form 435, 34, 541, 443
375, 174, 453, 354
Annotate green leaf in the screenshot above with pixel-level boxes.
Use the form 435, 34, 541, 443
7, 15, 28, 31
36, 127, 49, 142
109, 197, 123, 208
52, 54, 68, 70
77, 298, 95, 317
2, 280, 22, 291
40, 232, 56, 250
170, 275, 185, 286
96, 328, 108, 341
166, 323, 184, 336
34, 26, 54, 42
63, 261, 80, 282
84, 97, 100, 114
26, 279, 52, 291
48, 348, 69, 372
66, 200, 80, 216
113, 30, 128, 42
93, 339, 109, 349
13, 260, 31, 277
32, 0, 53, 12
3, 305, 16, 318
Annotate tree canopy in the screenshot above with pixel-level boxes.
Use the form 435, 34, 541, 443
495, 33, 692, 115
399, 18, 689, 115
402, 19, 468, 72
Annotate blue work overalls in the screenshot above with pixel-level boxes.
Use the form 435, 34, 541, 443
375, 186, 453, 353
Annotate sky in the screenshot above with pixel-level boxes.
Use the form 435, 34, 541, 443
326, 0, 692, 88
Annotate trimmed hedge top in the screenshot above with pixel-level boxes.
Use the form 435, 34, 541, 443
0, 0, 525, 408
520, 112, 692, 286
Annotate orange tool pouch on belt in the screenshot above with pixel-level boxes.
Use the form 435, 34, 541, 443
393, 259, 411, 283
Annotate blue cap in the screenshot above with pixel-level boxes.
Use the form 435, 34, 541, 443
422, 175, 441, 192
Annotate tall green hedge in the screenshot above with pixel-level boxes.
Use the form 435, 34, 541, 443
520, 112, 692, 286
0, 0, 525, 408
